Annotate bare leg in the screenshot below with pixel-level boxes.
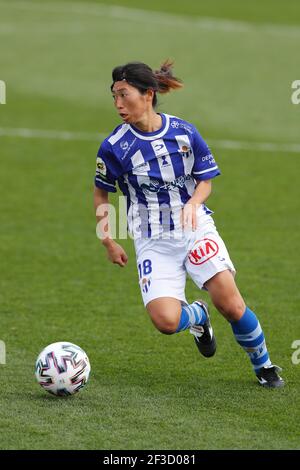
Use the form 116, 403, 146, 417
204, 270, 246, 322
146, 297, 182, 334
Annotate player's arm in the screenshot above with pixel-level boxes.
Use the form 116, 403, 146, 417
181, 180, 212, 230
94, 186, 128, 267
190, 179, 212, 204
182, 125, 220, 230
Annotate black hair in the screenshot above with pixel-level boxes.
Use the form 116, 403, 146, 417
111, 60, 183, 107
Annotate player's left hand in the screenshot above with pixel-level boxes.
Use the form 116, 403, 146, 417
181, 199, 199, 231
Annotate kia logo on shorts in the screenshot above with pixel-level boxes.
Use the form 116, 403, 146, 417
188, 238, 219, 265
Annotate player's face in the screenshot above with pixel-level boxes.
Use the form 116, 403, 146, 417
112, 82, 153, 124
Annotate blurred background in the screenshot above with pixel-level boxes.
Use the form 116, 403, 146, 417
0, 0, 299, 450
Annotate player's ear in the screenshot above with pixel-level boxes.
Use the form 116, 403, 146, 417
145, 88, 155, 103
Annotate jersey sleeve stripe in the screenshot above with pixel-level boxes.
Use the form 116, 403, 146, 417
107, 124, 129, 145
193, 165, 219, 175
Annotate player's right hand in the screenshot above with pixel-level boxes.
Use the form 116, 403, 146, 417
104, 240, 128, 267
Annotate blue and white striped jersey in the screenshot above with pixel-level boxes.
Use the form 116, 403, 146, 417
95, 113, 220, 238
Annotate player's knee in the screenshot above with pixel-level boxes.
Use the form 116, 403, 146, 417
157, 324, 177, 335
150, 315, 179, 335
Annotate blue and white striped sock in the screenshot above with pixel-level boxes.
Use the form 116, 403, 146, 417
230, 306, 272, 372
176, 302, 207, 333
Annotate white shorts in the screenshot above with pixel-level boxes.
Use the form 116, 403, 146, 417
134, 214, 236, 306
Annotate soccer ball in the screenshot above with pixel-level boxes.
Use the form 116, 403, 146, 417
35, 342, 91, 396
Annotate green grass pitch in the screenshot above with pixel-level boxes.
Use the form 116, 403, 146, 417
0, 0, 300, 450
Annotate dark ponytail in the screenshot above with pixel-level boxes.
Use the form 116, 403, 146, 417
153, 59, 183, 95
111, 60, 183, 107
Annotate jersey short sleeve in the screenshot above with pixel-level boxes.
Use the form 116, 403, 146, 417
191, 126, 220, 181
94, 140, 123, 193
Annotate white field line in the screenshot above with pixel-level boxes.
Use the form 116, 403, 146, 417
0, 24, 92, 34
0, 0, 299, 37
0, 126, 300, 153
0, 127, 105, 142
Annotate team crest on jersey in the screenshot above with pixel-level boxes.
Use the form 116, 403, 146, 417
179, 145, 192, 158
96, 157, 107, 176
188, 238, 219, 265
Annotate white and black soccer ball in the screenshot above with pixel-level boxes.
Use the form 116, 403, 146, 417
35, 342, 91, 396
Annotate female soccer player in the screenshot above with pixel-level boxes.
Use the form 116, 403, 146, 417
94, 60, 284, 388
